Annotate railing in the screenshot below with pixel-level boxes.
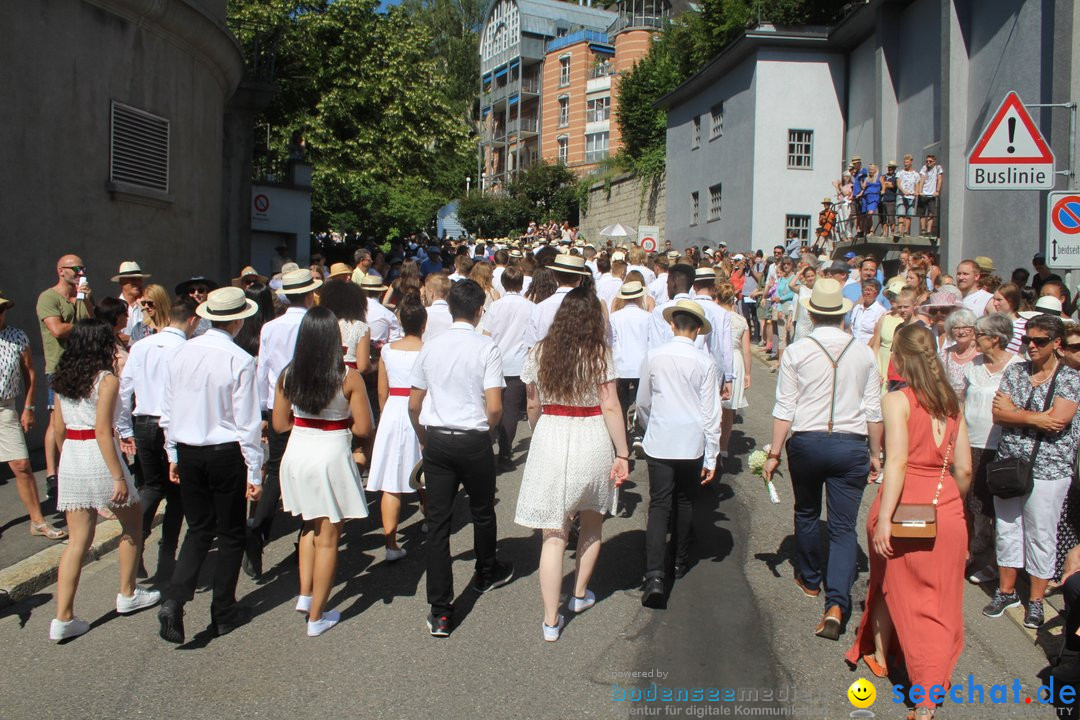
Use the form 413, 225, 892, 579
609, 12, 666, 35
520, 76, 540, 94
507, 116, 539, 135
589, 63, 614, 79
547, 29, 609, 53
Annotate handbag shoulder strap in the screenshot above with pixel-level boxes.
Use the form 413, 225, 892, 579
1028, 364, 1062, 463
932, 419, 959, 506
807, 336, 856, 434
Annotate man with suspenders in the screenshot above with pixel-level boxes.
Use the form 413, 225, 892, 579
762, 279, 884, 641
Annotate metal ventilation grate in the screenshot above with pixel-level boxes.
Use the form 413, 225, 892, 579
110, 101, 170, 193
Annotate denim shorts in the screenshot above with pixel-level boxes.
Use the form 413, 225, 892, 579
897, 196, 917, 217
46, 372, 55, 409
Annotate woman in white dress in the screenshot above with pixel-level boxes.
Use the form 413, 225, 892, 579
318, 280, 371, 373
366, 294, 427, 561
716, 282, 750, 458
50, 320, 158, 641
274, 307, 373, 637
515, 288, 631, 641
789, 264, 817, 343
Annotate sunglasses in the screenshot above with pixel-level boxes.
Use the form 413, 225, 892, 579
1064, 342, 1080, 352
140, 300, 155, 309
188, 287, 210, 295
1022, 335, 1053, 348
63, 265, 86, 273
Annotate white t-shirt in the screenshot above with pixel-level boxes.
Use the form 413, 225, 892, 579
896, 169, 920, 197
962, 289, 993, 317
919, 164, 944, 196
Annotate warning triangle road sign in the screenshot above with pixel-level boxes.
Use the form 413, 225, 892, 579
969, 91, 1055, 164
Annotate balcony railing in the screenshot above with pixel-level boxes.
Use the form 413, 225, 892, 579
507, 116, 539, 135
590, 63, 614, 79
547, 29, 609, 53
521, 76, 540, 94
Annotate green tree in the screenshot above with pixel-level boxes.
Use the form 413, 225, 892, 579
456, 161, 586, 236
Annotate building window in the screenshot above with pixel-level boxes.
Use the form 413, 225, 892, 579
710, 102, 723, 140
691, 192, 699, 226
110, 101, 170, 193
558, 96, 569, 128
557, 135, 568, 164
708, 184, 722, 221
787, 129, 813, 169
586, 96, 609, 123
692, 117, 700, 149
785, 214, 811, 241
559, 56, 571, 87
585, 131, 609, 163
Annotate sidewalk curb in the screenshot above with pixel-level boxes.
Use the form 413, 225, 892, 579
0, 511, 163, 610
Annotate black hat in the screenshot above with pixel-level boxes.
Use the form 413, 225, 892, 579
175, 275, 220, 296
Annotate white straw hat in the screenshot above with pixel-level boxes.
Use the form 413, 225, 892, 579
799, 278, 853, 316
550, 254, 591, 276
662, 299, 712, 334
618, 281, 647, 299
111, 261, 150, 283
195, 286, 259, 321
278, 268, 323, 295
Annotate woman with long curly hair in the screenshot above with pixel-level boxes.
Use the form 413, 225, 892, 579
525, 266, 558, 304
846, 323, 971, 718
318, 280, 371, 373
514, 287, 630, 641
469, 261, 501, 308
382, 259, 421, 309
50, 319, 158, 640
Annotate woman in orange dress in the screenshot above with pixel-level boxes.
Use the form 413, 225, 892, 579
845, 323, 972, 718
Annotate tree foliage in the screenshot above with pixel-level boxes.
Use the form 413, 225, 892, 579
229, 0, 475, 239
456, 161, 586, 236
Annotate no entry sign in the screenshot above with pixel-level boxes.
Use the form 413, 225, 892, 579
1045, 192, 1080, 269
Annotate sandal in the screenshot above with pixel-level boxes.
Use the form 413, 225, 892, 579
30, 522, 68, 540
98, 508, 116, 521
862, 653, 888, 678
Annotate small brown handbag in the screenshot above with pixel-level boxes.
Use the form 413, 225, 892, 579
890, 425, 955, 540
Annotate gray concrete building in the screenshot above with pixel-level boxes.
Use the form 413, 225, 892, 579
0, 0, 249, 443
660, 0, 1080, 277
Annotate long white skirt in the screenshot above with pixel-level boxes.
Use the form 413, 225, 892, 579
366, 396, 421, 494
280, 426, 369, 522
723, 350, 749, 411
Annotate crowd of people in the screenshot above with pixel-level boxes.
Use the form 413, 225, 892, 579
3, 231, 1079, 714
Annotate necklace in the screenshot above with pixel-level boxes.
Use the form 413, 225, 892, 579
1030, 359, 1059, 385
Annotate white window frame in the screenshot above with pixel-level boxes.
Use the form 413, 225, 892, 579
785, 214, 811, 241
586, 96, 609, 123
557, 135, 569, 164
584, 131, 609, 163
559, 55, 571, 87
558, 95, 569, 128
787, 129, 813, 169
708, 183, 722, 222
710, 102, 723, 140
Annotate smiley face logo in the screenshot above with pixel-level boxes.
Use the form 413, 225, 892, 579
848, 678, 876, 709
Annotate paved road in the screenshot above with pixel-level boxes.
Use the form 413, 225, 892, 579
0, 358, 1067, 719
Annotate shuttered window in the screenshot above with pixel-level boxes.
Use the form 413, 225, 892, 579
110, 101, 170, 193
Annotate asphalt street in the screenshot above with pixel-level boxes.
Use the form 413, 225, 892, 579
0, 357, 1069, 719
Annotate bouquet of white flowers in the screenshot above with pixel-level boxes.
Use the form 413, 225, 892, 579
747, 445, 781, 504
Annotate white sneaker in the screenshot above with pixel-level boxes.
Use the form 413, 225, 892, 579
307, 609, 340, 637
116, 587, 161, 614
386, 547, 407, 562
50, 617, 90, 641
967, 566, 998, 584
296, 595, 312, 614
543, 614, 565, 642
568, 589, 596, 614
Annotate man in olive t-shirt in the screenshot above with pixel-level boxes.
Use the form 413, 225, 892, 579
36, 254, 94, 496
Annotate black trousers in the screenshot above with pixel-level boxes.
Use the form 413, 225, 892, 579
497, 376, 525, 459
167, 442, 247, 622
250, 424, 288, 546
133, 415, 183, 554
742, 301, 758, 340
423, 429, 498, 616
1066, 573, 1080, 651
644, 455, 703, 578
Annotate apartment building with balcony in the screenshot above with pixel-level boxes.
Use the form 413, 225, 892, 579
479, 0, 677, 190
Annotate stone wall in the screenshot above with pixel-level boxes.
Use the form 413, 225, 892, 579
580, 173, 666, 245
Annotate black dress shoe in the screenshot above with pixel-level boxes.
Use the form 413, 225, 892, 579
641, 577, 666, 609
474, 561, 514, 593
213, 606, 252, 638
158, 599, 184, 644
673, 562, 690, 579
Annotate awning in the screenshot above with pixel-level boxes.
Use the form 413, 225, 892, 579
494, 66, 508, 78
508, 94, 519, 105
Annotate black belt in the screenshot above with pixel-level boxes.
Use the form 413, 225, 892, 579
133, 414, 161, 423
426, 426, 488, 438
176, 441, 240, 452
790, 431, 867, 441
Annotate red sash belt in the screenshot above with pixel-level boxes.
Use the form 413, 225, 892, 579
345, 361, 358, 369
67, 429, 97, 441
542, 404, 602, 417
388, 387, 411, 397
294, 417, 350, 431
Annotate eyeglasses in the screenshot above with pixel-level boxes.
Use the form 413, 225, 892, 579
188, 287, 209, 295
952, 326, 974, 334
62, 265, 86, 273
1064, 342, 1080, 352
1022, 335, 1053, 348
140, 301, 155, 309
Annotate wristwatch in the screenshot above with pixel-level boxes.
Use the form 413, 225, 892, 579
24, 405, 35, 412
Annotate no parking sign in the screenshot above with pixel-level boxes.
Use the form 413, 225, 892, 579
1046, 192, 1080, 269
